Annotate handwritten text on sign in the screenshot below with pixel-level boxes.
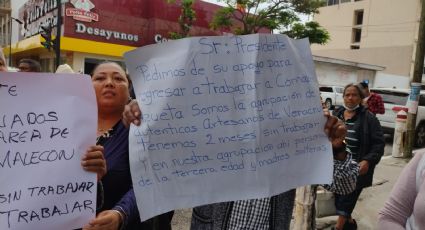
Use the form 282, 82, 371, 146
0, 73, 97, 230
124, 34, 333, 221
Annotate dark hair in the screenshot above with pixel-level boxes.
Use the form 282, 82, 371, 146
91, 61, 126, 76
343, 83, 365, 99
18, 59, 41, 72
91, 61, 133, 91
359, 82, 369, 89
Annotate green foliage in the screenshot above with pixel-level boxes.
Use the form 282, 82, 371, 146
211, 0, 329, 44
167, 0, 196, 39
285, 21, 330, 44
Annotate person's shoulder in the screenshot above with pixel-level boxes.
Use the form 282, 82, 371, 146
413, 150, 425, 165
363, 108, 381, 123
372, 92, 383, 99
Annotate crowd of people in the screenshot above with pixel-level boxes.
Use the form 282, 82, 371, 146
1, 44, 423, 230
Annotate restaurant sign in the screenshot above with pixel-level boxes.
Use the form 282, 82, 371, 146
18, 0, 58, 40
65, 0, 99, 22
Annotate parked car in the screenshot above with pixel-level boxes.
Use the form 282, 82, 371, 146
319, 85, 344, 109
370, 88, 425, 147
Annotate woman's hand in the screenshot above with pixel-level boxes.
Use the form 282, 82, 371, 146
122, 99, 142, 127
81, 145, 106, 181
323, 110, 347, 148
83, 210, 122, 230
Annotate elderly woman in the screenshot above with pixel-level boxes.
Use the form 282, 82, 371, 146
82, 62, 150, 230
331, 83, 385, 230
0, 49, 7, 72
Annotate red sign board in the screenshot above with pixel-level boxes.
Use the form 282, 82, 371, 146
63, 0, 225, 47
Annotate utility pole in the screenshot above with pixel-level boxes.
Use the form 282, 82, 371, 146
293, 186, 317, 229
405, 0, 425, 157
55, 0, 62, 69
9, 15, 12, 66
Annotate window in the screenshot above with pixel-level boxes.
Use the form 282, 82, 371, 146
352, 28, 362, 43
419, 95, 425, 107
354, 10, 364, 25
340, 0, 351, 3
320, 86, 333, 92
351, 9, 363, 48
327, 0, 338, 6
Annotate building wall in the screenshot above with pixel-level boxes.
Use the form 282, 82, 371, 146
5, 0, 232, 71
313, 0, 419, 50
312, 0, 421, 79
314, 61, 377, 87
313, 45, 412, 76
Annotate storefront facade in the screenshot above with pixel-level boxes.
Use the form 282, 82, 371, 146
5, 0, 227, 73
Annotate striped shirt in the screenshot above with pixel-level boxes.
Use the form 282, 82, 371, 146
338, 113, 361, 161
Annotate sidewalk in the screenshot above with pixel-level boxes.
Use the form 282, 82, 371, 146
316, 155, 410, 230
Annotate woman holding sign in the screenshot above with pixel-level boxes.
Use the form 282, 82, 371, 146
332, 83, 385, 230
82, 62, 152, 230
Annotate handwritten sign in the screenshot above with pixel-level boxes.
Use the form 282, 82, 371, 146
124, 34, 333, 221
0, 73, 97, 230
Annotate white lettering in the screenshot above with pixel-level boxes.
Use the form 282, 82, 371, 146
154, 34, 168, 43
74, 23, 139, 42
86, 27, 93, 35
106, 30, 113, 40
75, 22, 86, 33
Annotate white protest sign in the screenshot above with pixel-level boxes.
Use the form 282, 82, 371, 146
0, 73, 97, 230
124, 34, 333, 221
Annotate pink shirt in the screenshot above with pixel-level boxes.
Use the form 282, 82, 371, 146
378, 152, 425, 229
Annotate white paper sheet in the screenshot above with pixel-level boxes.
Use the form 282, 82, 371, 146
124, 34, 333, 221
0, 73, 97, 230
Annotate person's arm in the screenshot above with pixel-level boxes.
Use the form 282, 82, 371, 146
112, 188, 139, 228
376, 94, 385, 114
83, 176, 139, 230
378, 153, 422, 229
361, 113, 385, 165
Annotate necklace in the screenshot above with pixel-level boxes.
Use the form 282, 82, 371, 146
97, 127, 110, 133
